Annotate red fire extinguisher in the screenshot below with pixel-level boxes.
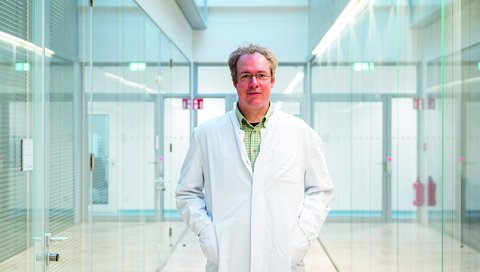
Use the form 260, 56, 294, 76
413, 177, 425, 206
427, 176, 436, 206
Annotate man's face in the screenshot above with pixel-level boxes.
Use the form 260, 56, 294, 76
233, 52, 275, 114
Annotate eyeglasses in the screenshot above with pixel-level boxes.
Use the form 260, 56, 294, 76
238, 73, 272, 82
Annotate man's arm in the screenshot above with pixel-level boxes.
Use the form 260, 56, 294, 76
175, 129, 213, 235
298, 129, 334, 241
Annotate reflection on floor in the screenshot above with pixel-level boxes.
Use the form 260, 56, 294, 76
161, 229, 336, 271
0, 221, 187, 272
0, 222, 478, 271
165, 223, 480, 272
319, 223, 480, 272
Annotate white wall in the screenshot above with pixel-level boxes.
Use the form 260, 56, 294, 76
136, 0, 193, 60
208, 0, 307, 7
308, 0, 350, 55
193, 6, 309, 62
90, 102, 155, 212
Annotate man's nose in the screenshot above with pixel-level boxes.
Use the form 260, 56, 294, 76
248, 76, 259, 86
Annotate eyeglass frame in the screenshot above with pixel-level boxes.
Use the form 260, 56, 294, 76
237, 72, 272, 82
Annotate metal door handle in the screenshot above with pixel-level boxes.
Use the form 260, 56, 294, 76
45, 233, 69, 265
45, 233, 70, 246
154, 178, 169, 191
51, 236, 70, 242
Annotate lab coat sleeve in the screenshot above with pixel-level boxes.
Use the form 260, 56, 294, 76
298, 129, 334, 241
175, 129, 212, 235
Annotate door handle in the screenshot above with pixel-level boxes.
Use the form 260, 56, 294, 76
46, 233, 70, 246
45, 233, 70, 265
153, 178, 168, 191
50, 236, 70, 242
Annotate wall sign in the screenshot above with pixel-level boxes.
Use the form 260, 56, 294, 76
21, 139, 33, 171
182, 98, 204, 110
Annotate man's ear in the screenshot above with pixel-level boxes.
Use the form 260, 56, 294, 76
270, 77, 275, 88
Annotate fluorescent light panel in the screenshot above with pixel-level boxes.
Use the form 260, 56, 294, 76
283, 72, 304, 94
312, 0, 370, 58
129, 62, 147, 71
103, 72, 158, 94
0, 31, 55, 57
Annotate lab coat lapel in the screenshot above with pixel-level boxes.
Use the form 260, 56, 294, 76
255, 110, 278, 170
229, 111, 253, 176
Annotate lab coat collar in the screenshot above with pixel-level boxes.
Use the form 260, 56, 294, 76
229, 111, 252, 175
234, 102, 274, 128
228, 108, 280, 176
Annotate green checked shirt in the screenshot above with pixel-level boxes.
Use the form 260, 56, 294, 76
235, 103, 274, 168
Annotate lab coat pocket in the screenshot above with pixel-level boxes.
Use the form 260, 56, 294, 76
198, 224, 219, 264
290, 224, 311, 265
270, 149, 301, 183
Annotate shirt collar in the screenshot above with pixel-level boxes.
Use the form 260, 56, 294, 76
235, 102, 274, 128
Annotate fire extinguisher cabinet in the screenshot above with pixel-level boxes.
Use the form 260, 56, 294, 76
413, 178, 425, 206
427, 176, 436, 206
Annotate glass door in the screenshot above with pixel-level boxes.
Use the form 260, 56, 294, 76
313, 100, 384, 220
462, 94, 480, 251
88, 1, 163, 271
0, 1, 46, 271
460, 43, 480, 254
0, 0, 90, 271
391, 98, 418, 221
197, 98, 227, 126
44, 0, 88, 270
91, 114, 110, 208
0, 0, 193, 271
312, 100, 385, 269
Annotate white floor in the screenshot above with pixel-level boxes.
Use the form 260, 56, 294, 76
161, 229, 336, 271
1, 222, 479, 271
163, 222, 480, 272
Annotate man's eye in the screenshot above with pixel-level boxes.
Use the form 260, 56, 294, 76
240, 74, 252, 80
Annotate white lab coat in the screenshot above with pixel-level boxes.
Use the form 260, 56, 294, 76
176, 108, 334, 272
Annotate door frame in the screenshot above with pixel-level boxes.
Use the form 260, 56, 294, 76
311, 93, 417, 222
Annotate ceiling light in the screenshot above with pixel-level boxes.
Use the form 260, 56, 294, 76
312, 0, 370, 58
0, 31, 55, 57
104, 72, 159, 94
283, 72, 304, 94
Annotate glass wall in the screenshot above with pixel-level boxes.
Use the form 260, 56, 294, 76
0, 1, 36, 270
0, 0, 86, 270
87, 0, 190, 271
196, 63, 307, 122
0, 0, 190, 271
310, 0, 480, 270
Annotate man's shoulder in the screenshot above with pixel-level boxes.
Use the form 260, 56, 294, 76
195, 111, 233, 134
273, 110, 322, 144
274, 110, 309, 130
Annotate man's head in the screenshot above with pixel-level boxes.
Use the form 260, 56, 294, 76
228, 44, 278, 84
228, 44, 277, 118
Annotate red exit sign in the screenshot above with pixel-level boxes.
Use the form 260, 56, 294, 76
182, 98, 204, 110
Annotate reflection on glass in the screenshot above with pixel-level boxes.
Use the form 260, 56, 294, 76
88, 0, 190, 271
309, 0, 480, 270
274, 101, 301, 117
92, 115, 109, 205
197, 98, 226, 125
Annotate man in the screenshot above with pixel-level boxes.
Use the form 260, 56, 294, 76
176, 44, 334, 272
